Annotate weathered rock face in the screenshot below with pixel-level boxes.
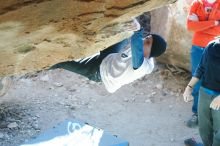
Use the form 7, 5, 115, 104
0, 0, 176, 77
151, 0, 193, 70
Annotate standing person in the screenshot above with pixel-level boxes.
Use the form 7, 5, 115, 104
183, 38, 220, 146
186, 0, 220, 128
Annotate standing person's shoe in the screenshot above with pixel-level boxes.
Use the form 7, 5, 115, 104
186, 113, 198, 128
184, 138, 203, 146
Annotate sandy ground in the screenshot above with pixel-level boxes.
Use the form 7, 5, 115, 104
0, 63, 200, 146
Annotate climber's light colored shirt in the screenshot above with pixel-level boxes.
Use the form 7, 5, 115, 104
100, 45, 154, 93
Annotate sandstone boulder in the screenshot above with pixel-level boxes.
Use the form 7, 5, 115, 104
151, 0, 193, 70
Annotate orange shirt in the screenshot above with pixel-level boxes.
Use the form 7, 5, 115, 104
187, 0, 220, 47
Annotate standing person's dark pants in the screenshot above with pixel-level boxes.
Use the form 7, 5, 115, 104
198, 87, 220, 146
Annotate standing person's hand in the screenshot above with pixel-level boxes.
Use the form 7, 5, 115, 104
210, 95, 220, 110
183, 86, 194, 102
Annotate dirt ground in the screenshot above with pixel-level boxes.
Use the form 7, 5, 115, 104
0, 63, 200, 146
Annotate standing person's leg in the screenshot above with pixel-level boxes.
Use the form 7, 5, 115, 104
212, 96, 220, 146
198, 87, 214, 146
187, 45, 205, 127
